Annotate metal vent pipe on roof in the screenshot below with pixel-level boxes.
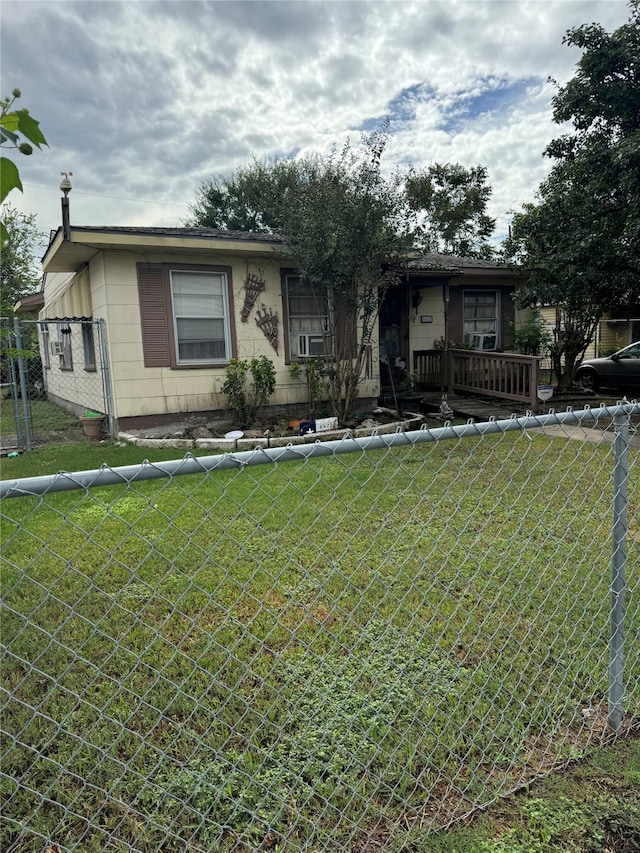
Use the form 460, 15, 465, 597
60, 171, 72, 241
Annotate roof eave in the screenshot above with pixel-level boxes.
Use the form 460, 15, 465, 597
41, 227, 285, 273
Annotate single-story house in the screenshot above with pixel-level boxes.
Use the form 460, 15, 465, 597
39, 216, 529, 431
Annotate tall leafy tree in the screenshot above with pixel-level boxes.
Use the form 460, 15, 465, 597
0, 205, 44, 386
191, 131, 417, 423
0, 204, 44, 317
504, 1, 640, 387
187, 157, 300, 232
279, 134, 416, 423
405, 163, 496, 259
1, 89, 47, 246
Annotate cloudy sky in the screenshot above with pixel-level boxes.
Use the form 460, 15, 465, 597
1, 0, 631, 251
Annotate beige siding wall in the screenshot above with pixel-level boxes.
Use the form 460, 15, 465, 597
90, 250, 378, 419
513, 305, 531, 336
39, 322, 105, 415
407, 286, 445, 351
598, 323, 621, 355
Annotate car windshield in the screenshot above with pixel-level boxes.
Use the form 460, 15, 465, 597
616, 342, 640, 359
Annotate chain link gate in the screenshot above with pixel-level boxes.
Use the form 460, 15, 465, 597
1, 317, 113, 452
1, 404, 638, 852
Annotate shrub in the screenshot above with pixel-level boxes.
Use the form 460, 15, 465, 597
221, 356, 276, 427
514, 308, 552, 356
288, 358, 323, 419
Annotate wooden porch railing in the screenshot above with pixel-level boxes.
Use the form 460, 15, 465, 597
413, 349, 540, 410
412, 349, 443, 388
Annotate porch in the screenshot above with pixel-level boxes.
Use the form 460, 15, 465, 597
413, 349, 542, 412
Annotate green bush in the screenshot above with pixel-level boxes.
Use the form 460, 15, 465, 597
514, 308, 551, 356
289, 358, 323, 419
221, 356, 276, 427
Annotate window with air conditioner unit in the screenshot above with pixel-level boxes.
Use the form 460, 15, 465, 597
296, 333, 325, 357
285, 274, 331, 360
468, 332, 497, 351
52, 326, 74, 370
463, 291, 499, 350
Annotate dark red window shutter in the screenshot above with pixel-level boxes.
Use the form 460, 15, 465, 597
137, 264, 171, 367
447, 288, 463, 342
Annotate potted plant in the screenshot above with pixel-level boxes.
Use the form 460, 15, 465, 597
79, 410, 106, 440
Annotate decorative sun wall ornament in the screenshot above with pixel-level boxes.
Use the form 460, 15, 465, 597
255, 304, 279, 354
241, 274, 266, 322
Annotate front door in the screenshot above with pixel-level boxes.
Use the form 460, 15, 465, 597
379, 285, 407, 373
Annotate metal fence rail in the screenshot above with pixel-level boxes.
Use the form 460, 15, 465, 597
1, 405, 638, 852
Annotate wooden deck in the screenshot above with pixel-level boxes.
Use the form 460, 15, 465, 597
419, 392, 534, 421
418, 390, 629, 422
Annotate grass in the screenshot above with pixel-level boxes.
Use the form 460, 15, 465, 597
1, 428, 639, 852
1, 396, 83, 443
422, 734, 640, 852
1, 439, 216, 479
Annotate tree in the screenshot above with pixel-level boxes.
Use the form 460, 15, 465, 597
191, 131, 417, 424
0, 204, 44, 317
504, 1, 640, 387
1, 89, 47, 246
187, 157, 300, 232
405, 163, 496, 259
0, 205, 45, 389
281, 134, 417, 422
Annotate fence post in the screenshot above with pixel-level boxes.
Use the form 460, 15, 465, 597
97, 319, 115, 439
530, 356, 539, 412
6, 345, 24, 448
608, 407, 629, 730
13, 317, 34, 450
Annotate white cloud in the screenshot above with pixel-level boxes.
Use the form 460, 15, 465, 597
0, 0, 631, 244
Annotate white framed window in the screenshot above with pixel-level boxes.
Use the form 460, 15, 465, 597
463, 291, 499, 349
285, 275, 330, 359
170, 270, 230, 364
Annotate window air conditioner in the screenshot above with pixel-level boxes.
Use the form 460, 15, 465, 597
50, 341, 64, 355
469, 333, 497, 351
297, 334, 324, 356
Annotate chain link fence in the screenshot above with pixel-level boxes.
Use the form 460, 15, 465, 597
1, 318, 112, 452
1, 405, 639, 852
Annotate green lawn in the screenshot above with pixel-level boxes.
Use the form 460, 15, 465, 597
1, 396, 83, 441
424, 734, 639, 852
1, 431, 638, 851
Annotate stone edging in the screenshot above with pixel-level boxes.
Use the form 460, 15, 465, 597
118, 413, 425, 451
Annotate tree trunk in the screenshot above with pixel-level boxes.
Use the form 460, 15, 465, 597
552, 307, 599, 390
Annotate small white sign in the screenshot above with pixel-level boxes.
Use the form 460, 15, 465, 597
420, 315, 433, 324
315, 417, 338, 432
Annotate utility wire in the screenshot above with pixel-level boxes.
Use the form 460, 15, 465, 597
23, 183, 191, 208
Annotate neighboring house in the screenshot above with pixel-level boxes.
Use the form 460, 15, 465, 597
12, 291, 45, 315
538, 307, 640, 362
39, 221, 528, 430
596, 316, 640, 354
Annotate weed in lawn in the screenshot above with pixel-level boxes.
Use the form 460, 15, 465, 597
138, 622, 467, 849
